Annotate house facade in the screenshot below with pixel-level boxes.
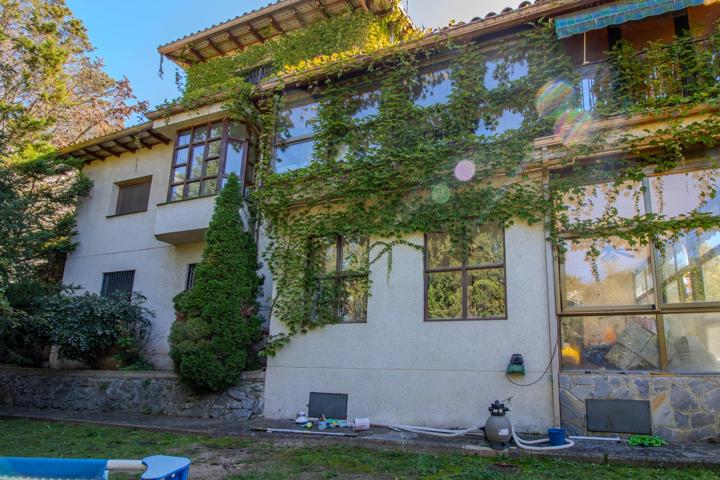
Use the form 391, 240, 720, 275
60, 0, 720, 441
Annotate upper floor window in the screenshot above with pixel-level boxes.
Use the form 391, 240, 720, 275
274, 93, 318, 174
185, 263, 198, 291
413, 66, 453, 107
169, 119, 250, 201
115, 176, 151, 216
425, 223, 507, 321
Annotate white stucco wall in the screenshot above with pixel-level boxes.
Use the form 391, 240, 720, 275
63, 146, 205, 370
264, 224, 557, 432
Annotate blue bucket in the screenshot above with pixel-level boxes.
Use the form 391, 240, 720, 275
548, 428, 566, 446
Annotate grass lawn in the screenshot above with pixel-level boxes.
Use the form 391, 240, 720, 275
0, 418, 718, 479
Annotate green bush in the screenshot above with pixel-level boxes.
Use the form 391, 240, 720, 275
0, 292, 51, 366
41, 291, 153, 368
170, 174, 263, 392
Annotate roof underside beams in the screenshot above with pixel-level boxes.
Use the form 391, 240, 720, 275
61, 125, 172, 163
158, 0, 400, 67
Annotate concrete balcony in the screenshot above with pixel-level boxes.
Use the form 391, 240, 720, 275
154, 195, 216, 244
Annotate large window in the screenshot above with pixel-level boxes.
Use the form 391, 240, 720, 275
557, 166, 720, 373
169, 119, 250, 201
274, 92, 318, 173
425, 223, 507, 321
115, 176, 151, 216
314, 236, 369, 323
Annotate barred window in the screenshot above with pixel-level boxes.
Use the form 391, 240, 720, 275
101, 270, 135, 298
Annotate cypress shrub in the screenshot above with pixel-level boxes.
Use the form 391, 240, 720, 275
169, 174, 263, 392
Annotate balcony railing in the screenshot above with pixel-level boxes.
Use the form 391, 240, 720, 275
574, 35, 719, 114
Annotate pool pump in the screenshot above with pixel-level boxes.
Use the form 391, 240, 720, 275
484, 399, 513, 449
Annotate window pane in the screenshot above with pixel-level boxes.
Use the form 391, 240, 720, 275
658, 227, 720, 304
177, 130, 191, 146
207, 140, 222, 158
559, 181, 645, 225
205, 159, 219, 176
467, 268, 506, 318
228, 121, 246, 139
426, 232, 462, 268
189, 148, 203, 179
339, 277, 369, 323
209, 121, 223, 139
192, 125, 208, 143
202, 178, 217, 196
475, 110, 524, 136
560, 315, 660, 371
563, 237, 654, 307
172, 166, 186, 183
467, 223, 504, 266
321, 239, 338, 275
187, 181, 200, 198
352, 89, 380, 121
342, 238, 369, 272
414, 68, 452, 107
650, 169, 720, 218
275, 140, 314, 173
225, 141, 245, 176
665, 312, 720, 373
427, 271, 463, 319
484, 59, 528, 89
279, 101, 317, 139
170, 184, 184, 201
174, 147, 189, 165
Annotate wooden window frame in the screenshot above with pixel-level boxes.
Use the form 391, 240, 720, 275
273, 92, 319, 173
315, 235, 369, 324
423, 224, 508, 322
555, 161, 720, 373
167, 119, 251, 202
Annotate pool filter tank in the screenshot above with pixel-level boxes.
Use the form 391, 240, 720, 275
484, 400, 513, 449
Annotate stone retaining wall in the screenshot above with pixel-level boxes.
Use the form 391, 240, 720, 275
560, 373, 720, 442
0, 365, 264, 420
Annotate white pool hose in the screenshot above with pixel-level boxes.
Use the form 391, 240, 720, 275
389, 416, 574, 450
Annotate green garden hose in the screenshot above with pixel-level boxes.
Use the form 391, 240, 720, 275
628, 435, 666, 447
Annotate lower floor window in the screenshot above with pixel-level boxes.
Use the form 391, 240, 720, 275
101, 270, 135, 298
313, 236, 369, 323
425, 223, 507, 320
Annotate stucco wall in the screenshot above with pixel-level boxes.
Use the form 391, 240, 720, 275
264, 224, 557, 432
63, 146, 205, 370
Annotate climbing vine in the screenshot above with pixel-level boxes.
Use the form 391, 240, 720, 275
174, 7, 720, 354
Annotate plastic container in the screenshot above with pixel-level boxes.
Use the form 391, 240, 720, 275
548, 428, 567, 446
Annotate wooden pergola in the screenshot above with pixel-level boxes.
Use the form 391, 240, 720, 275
158, 0, 411, 67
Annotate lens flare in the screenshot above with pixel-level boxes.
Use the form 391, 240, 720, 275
554, 109, 593, 145
454, 160, 476, 182
536, 80, 573, 117
431, 184, 451, 204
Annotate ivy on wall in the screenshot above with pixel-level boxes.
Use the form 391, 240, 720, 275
174, 6, 720, 354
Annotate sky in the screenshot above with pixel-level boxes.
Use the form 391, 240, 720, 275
66, 0, 514, 122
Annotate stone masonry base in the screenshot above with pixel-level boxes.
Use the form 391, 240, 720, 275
0, 365, 264, 420
559, 373, 720, 442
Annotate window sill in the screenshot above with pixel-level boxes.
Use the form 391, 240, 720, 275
424, 316, 508, 322
157, 194, 217, 207
106, 210, 148, 218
